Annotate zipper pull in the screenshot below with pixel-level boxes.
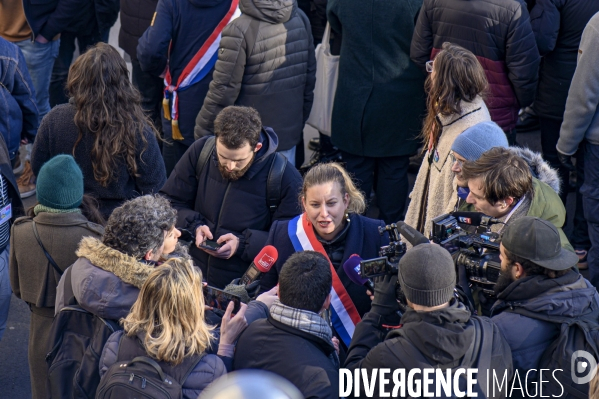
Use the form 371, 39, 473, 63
129, 373, 135, 383
142, 377, 147, 389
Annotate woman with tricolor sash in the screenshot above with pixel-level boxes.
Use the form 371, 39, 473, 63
259, 163, 389, 349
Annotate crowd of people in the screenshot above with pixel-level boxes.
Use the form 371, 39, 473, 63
2, 0, 599, 397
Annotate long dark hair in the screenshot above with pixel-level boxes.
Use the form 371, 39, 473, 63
27, 194, 106, 226
421, 42, 488, 151
66, 43, 158, 187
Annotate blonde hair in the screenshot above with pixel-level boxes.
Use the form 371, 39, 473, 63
301, 163, 366, 214
122, 258, 214, 365
590, 372, 599, 398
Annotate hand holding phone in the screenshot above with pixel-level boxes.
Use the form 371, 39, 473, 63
195, 225, 213, 248
198, 239, 222, 251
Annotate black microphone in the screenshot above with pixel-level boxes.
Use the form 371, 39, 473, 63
452, 211, 502, 227
395, 221, 430, 246
239, 245, 279, 286
343, 255, 375, 292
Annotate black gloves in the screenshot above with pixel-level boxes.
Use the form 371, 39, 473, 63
557, 150, 576, 172
371, 274, 399, 317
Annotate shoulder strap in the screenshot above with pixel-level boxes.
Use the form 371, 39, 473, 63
196, 136, 216, 180
32, 220, 63, 276
504, 306, 585, 326
470, 317, 494, 398
267, 152, 286, 219
244, 18, 261, 57
63, 265, 77, 306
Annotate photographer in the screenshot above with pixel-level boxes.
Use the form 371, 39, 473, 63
460, 147, 573, 251
345, 244, 512, 399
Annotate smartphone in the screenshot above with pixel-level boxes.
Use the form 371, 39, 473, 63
203, 285, 241, 313
199, 239, 222, 251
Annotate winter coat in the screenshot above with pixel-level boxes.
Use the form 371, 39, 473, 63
9, 212, 103, 399
137, 0, 234, 145
120, 0, 158, 60
233, 316, 339, 399
326, 0, 426, 158
531, 0, 599, 120
259, 213, 389, 317
345, 301, 513, 399
21, 0, 83, 40
31, 103, 166, 220
100, 330, 226, 399
0, 37, 38, 160
298, 0, 328, 45
404, 96, 491, 238
491, 270, 599, 377
557, 13, 599, 156
410, 0, 540, 132
458, 146, 574, 252
194, 0, 316, 151
159, 129, 303, 288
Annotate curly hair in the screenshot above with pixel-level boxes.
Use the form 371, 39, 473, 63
67, 43, 158, 187
214, 106, 262, 149
102, 195, 177, 258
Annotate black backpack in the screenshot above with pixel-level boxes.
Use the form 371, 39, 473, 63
45, 266, 122, 399
506, 307, 599, 399
96, 333, 204, 399
391, 317, 494, 398
196, 135, 287, 221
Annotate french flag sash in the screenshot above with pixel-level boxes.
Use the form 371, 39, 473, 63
163, 0, 241, 140
288, 214, 361, 347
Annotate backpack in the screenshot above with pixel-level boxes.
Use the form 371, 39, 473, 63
506, 307, 599, 399
96, 333, 204, 399
391, 316, 494, 398
45, 266, 122, 399
196, 135, 287, 221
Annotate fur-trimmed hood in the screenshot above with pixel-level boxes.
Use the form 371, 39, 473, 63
508, 147, 561, 195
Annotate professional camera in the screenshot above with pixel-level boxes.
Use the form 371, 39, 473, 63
359, 223, 408, 279
430, 212, 502, 295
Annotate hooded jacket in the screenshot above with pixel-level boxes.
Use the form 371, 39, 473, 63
345, 301, 513, 398
160, 129, 303, 288
491, 271, 599, 376
137, 0, 233, 144
193, 0, 316, 151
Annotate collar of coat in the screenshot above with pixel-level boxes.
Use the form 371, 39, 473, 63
75, 237, 155, 289
437, 96, 487, 127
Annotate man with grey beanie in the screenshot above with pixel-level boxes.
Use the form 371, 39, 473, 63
344, 243, 513, 398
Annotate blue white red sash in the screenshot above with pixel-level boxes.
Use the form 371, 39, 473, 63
288, 214, 361, 347
163, 0, 241, 140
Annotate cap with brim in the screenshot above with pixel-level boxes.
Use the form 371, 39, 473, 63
501, 216, 578, 270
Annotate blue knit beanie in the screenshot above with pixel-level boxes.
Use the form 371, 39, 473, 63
451, 121, 509, 161
36, 155, 84, 209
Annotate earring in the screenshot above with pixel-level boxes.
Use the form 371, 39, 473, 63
345, 212, 350, 222
502, 201, 507, 208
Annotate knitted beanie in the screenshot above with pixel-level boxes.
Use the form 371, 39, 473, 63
451, 121, 509, 161
398, 244, 455, 307
36, 155, 84, 209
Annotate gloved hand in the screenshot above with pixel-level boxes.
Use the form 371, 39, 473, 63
371, 274, 399, 316
557, 150, 576, 172
227, 278, 261, 301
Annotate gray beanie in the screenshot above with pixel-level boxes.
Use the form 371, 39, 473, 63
451, 121, 508, 161
398, 244, 455, 307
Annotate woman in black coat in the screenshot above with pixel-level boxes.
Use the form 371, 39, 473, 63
31, 43, 166, 220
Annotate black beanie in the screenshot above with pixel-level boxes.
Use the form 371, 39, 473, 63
398, 244, 455, 307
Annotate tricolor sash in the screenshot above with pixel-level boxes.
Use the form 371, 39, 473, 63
163, 0, 241, 140
288, 214, 361, 347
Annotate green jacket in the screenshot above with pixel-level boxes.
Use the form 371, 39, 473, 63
459, 177, 574, 252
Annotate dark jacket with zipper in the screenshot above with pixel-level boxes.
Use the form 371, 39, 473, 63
119, 0, 159, 61
159, 129, 303, 288
233, 315, 339, 399
194, 0, 316, 151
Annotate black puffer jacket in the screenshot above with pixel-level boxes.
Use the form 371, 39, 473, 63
531, 0, 599, 120
119, 0, 158, 60
194, 0, 316, 151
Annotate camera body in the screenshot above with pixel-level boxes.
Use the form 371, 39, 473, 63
359, 223, 407, 279
431, 213, 502, 295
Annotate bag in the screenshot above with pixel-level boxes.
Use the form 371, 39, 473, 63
45, 267, 122, 399
196, 136, 286, 221
96, 334, 204, 399
506, 307, 599, 399
392, 317, 493, 398
306, 23, 339, 136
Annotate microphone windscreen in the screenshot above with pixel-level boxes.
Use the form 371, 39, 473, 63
396, 221, 430, 246
343, 255, 368, 286
253, 245, 279, 273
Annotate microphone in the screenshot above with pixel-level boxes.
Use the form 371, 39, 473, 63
451, 211, 502, 227
239, 245, 279, 286
395, 221, 430, 246
343, 255, 375, 292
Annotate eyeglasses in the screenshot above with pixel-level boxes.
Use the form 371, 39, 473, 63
426, 60, 434, 73
449, 151, 463, 167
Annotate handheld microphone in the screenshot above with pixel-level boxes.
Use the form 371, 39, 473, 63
451, 211, 502, 227
239, 245, 279, 286
343, 255, 375, 292
395, 221, 430, 246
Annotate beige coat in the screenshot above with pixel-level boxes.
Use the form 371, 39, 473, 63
404, 96, 491, 238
